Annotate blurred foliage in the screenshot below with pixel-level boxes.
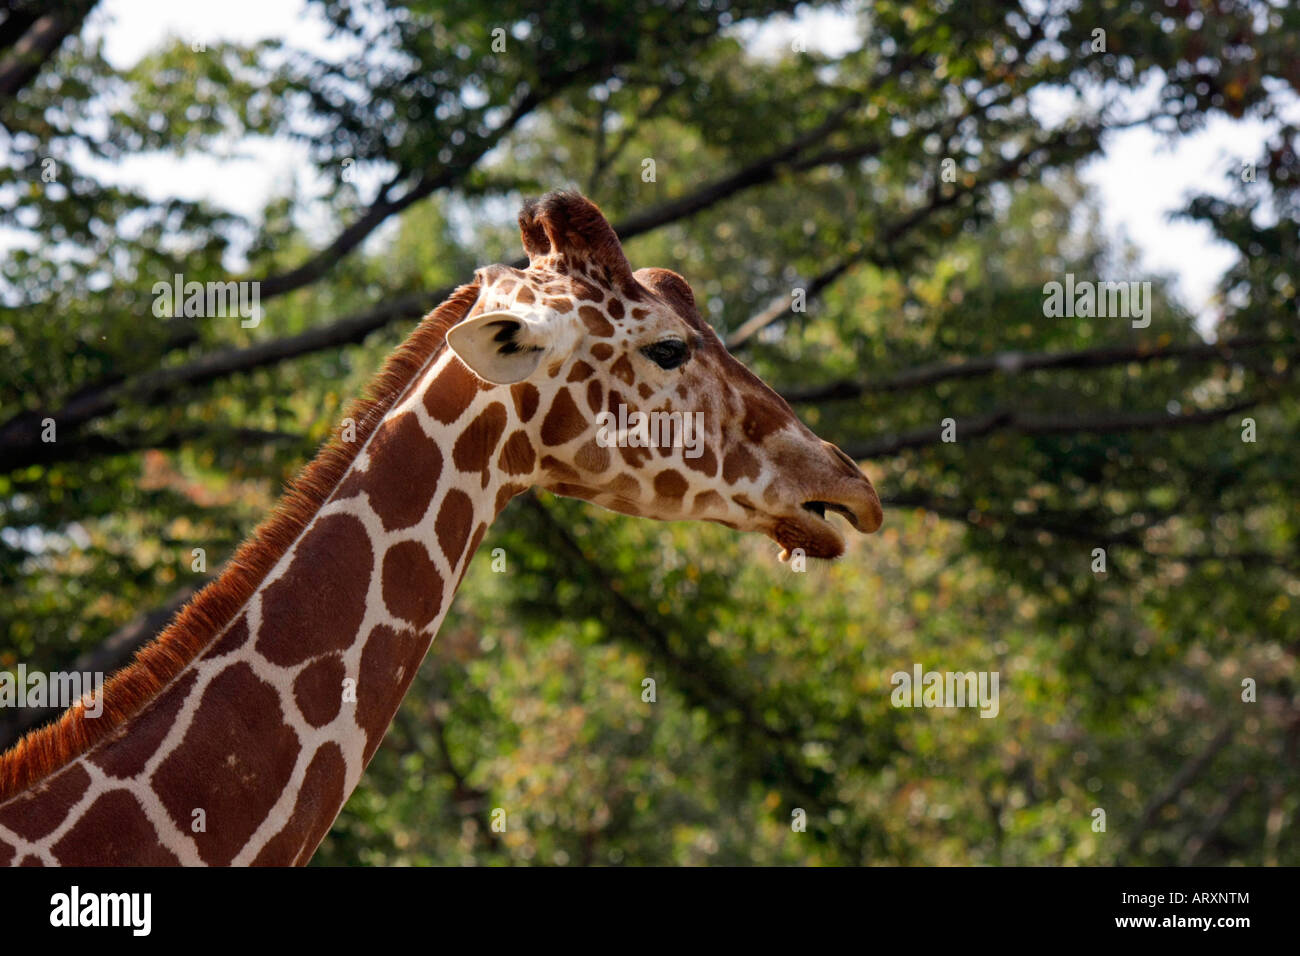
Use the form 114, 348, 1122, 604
1, 0, 1297, 864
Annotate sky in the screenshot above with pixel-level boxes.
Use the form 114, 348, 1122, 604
50, 0, 1300, 336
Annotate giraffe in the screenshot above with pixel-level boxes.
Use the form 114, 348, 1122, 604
0, 191, 882, 865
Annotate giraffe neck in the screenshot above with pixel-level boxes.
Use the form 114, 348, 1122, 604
0, 345, 535, 866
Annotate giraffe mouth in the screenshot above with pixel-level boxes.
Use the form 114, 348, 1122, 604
801, 500, 862, 527
768, 501, 853, 561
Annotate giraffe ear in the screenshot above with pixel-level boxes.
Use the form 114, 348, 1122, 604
446, 310, 553, 385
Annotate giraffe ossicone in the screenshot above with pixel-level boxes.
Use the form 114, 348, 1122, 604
0, 191, 881, 866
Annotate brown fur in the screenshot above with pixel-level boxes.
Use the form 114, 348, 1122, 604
519, 191, 639, 295
0, 282, 482, 804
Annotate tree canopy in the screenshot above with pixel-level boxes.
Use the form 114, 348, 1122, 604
1, 0, 1297, 864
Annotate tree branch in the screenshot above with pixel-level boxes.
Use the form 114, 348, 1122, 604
1180, 775, 1255, 865
839, 397, 1261, 460
588, 77, 681, 193
255, 89, 543, 300
879, 494, 1148, 548
19, 426, 299, 467
782, 336, 1287, 402
728, 114, 1108, 350
610, 93, 868, 240
0, 293, 434, 462
0, 1, 98, 103
1122, 722, 1235, 861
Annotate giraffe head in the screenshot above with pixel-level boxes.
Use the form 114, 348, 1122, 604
447, 191, 882, 560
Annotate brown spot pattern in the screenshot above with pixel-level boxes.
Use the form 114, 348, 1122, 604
540, 388, 587, 446
52, 791, 181, 865
579, 306, 614, 336
293, 654, 347, 728
498, 430, 536, 476
435, 489, 475, 564
567, 361, 594, 382
619, 445, 652, 468
575, 439, 611, 473
204, 614, 250, 660
453, 402, 508, 487
742, 401, 786, 443
250, 743, 346, 866
360, 412, 443, 531
722, 445, 762, 484
685, 447, 718, 478
90, 671, 199, 780
331, 468, 366, 502
609, 355, 634, 385
424, 360, 482, 424
495, 483, 526, 516
0, 763, 91, 841
653, 470, 689, 500
152, 662, 301, 866
382, 541, 444, 629
356, 625, 427, 763
257, 514, 373, 667
609, 473, 641, 499
510, 383, 539, 422
574, 280, 604, 302
540, 455, 580, 481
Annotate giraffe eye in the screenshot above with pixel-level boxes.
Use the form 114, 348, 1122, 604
640, 339, 689, 370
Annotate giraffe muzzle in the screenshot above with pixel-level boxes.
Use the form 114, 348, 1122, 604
804, 441, 884, 532
769, 483, 882, 561
764, 437, 883, 560
799, 482, 883, 536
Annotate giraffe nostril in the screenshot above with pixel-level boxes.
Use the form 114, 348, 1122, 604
824, 441, 864, 477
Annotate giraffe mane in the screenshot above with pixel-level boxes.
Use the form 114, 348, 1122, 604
0, 281, 482, 804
